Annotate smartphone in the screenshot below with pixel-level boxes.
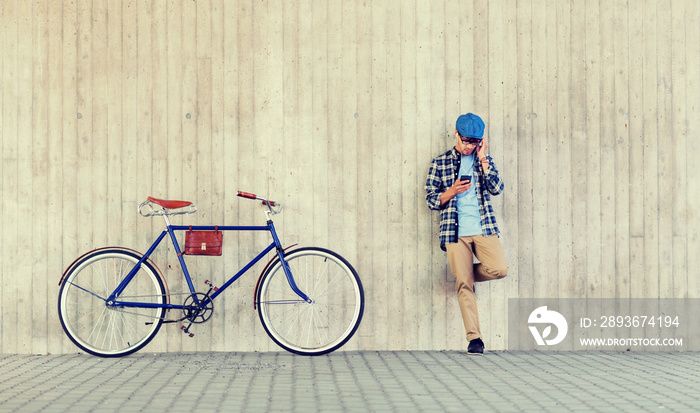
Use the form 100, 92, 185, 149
459, 175, 471, 184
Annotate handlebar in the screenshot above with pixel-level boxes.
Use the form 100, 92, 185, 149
237, 191, 278, 207
237, 191, 282, 215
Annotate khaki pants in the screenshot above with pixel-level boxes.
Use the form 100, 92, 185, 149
446, 234, 508, 342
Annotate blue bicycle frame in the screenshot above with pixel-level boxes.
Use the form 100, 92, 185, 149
105, 220, 311, 310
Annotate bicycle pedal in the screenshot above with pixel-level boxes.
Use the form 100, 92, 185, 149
180, 325, 195, 338
204, 279, 219, 292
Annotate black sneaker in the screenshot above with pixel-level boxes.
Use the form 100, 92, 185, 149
468, 338, 484, 355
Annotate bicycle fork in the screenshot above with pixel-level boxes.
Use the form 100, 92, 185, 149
268, 220, 311, 303
278, 255, 311, 303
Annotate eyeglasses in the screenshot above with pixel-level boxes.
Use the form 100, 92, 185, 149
459, 135, 481, 146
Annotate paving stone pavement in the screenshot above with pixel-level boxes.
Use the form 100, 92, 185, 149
0, 350, 699, 412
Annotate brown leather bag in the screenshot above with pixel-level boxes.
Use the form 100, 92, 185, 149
183, 226, 223, 256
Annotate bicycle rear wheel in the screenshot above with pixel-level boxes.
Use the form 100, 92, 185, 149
58, 248, 166, 357
257, 247, 364, 355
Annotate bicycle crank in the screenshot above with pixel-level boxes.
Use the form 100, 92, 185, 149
182, 292, 214, 324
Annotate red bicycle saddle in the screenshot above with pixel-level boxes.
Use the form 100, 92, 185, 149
147, 197, 193, 209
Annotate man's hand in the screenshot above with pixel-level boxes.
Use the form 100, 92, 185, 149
440, 179, 471, 206
477, 138, 488, 160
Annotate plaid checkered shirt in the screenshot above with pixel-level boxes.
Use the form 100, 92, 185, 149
425, 147, 504, 251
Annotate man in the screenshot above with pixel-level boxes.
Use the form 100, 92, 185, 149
425, 113, 509, 354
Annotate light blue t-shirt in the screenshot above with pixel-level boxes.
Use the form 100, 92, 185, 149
456, 155, 482, 237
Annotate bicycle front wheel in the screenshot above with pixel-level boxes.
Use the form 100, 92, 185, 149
257, 247, 364, 355
58, 248, 167, 357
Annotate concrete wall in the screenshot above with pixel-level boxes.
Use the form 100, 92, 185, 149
1, 0, 698, 354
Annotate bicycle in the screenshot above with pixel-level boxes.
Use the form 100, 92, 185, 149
58, 191, 365, 357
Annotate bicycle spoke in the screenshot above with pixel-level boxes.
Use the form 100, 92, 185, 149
86, 305, 109, 344
317, 307, 333, 344
303, 306, 315, 348
310, 270, 344, 299
67, 282, 107, 302
101, 310, 113, 351
313, 260, 328, 293
116, 311, 132, 349
279, 304, 312, 338
310, 308, 326, 347
98, 260, 108, 297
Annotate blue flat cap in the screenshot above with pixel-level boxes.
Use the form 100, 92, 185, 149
455, 113, 485, 138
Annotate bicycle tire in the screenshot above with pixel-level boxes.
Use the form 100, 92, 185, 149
58, 248, 167, 357
257, 247, 364, 355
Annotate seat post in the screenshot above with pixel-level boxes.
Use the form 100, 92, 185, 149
162, 213, 172, 227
